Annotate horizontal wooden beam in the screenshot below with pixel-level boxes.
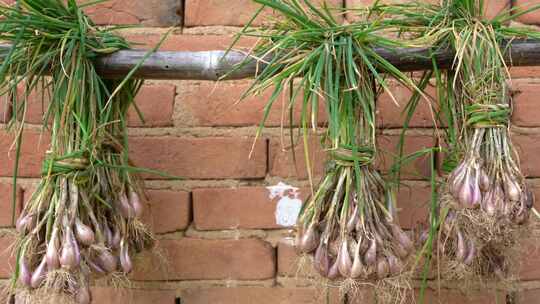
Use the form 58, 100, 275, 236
1, 40, 539, 80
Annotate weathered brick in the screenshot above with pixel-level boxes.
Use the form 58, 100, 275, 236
0, 183, 22, 228
177, 81, 324, 127
516, 288, 540, 304
133, 238, 275, 280
377, 83, 438, 129
0, 235, 15, 279
377, 134, 435, 180
129, 136, 267, 179
144, 189, 191, 234
193, 186, 307, 230
128, 84, 175, 127
513, 134, 540, 177
269, 136, 326, 180
125, 33, 258, 52
519, 237, 540, 280
409, 288, 506, 304
92, 287, 176, 304
185, 0, 343, 27
83, 0, 182, 26
511, 81, 540, 127
515, 0, 540, 25
180, 287, 343, 304
395, 182, 431, 229
0, 131, 49, 178
23, 83, 174, 127
510, 66, 540, 78
277, 237, 316, 277
0, 96, 11, 123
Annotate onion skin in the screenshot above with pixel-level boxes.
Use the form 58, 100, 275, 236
299, 224, 319, 253
456, 231, 468, 263
337, 240, 352, 277
387, 254, 402, 276
129, 190, 144, 218
479, 169, 490, 192
391, 225, 413, 251
350, 243, 364, 279
118, 192, 135, 219
504, 178, 521, 202
463, 239, 476, 265
111, 228, 122, 249
97, 250, 118, 273
376, 258, 390, 279
19, 259, 31, 287
314, 242, 329, 277
120, 241, 133, 274
327, 258, 340, 280
364, 239, 377, 266
46, 231, 61, 271
30, 257, 48, 288
60, 230, 80, 269
75, 219, 95, 246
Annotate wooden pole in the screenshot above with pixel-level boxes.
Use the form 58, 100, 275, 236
2, 40, 540, 80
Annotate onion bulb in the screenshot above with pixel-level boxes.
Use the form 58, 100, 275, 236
120, 241, 133, 274
60, 229, 80, 269
314, 242, 329, 277
129, 189, 144, 218
19, 259, 31, 287
338, 240, 352, 277
46, 230, 61, 271
75, 219, 95, 246
30, 257, 48, 288
299, 224, 319, 253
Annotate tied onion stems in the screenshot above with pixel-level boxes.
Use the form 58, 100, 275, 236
0, 1, 161, 303
230, 1, 424, 300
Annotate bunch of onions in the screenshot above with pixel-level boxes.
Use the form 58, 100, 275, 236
0, 1, 155, 303
297, 163, 414, 281
229, 1, 422, 290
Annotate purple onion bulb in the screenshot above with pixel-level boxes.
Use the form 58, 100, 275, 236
60, 230, 81, 269
75, 219, 95, 246
46, 231, 61, 271
19, 258, 31, 287
337, 240, 352, 277
30, 257, 48, 288
120, 241, 133, 274
314, 242, 329, 277
97, 250, 118, 273
118, 192, 135, 219
129, 189, 144, 218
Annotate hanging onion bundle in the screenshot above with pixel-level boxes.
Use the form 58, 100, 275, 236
1, 1, 156, 303
373, 0, 540, 281
230, 0, 421, 291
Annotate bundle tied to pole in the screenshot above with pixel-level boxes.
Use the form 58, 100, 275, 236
229, 1, 426, 301
0, 1, 159, 303
373, 0, 540, 285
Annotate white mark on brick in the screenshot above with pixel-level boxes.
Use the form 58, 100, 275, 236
267, 182, 302, 227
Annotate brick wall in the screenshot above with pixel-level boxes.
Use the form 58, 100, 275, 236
2, 1, 540, 303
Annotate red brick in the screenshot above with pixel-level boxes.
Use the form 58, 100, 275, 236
0, 183, 22, 228
377, 82, 438, 129
0, 235, 15, 279
92, 287, 176, 304
411, 288, 505, 304
0, 131, 49, 178
125, 33, 258, 52
511, 81, 540, 127
181, 287, 342, 304
144, 189, 191, 234
517, 288, 540, 304
129, 136, 266, 179
185, 0, 343, 27
515, 0, 540, 24
269, 136, 326, 180
178, 81, 324, 127
127, 84, 175, 127
519, 237, 540, 280
395, 182, 431, 229
23, 84, 174, 127
0, 96, 11, 123
510, 66, 540, 78
193, 187, 300, 230
513, 134, 540, 177
83, 0, 181, 26
377, 134, 435, 180
277, 238, 316, 277
133, 238, 275, 280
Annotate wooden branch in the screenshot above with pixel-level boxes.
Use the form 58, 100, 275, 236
1, 40, 539, 80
